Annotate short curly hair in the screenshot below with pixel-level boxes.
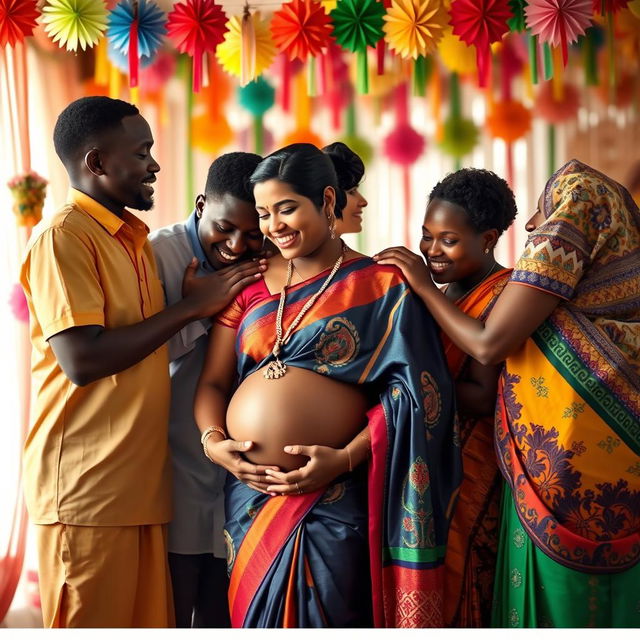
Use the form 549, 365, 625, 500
322, 141, 365, 192
428, 168, 517, 235
204, 152, 262, 203
53, 96, 139, 167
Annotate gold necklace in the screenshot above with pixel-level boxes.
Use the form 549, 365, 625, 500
264, 245, 346, 380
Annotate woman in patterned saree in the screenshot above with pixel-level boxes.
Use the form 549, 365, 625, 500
194, 144, 459, 628
419, 169, 517, 627
375, 159, 640, 627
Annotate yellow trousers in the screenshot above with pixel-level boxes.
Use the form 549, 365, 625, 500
35, 523, 174, 628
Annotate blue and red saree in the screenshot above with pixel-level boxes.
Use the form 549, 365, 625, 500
218, 257, 460, 627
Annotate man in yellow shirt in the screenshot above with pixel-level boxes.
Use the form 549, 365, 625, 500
20, 96, 266, 628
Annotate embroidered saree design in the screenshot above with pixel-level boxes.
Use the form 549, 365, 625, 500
441, 269, 511, 627
219, 258, 459, 627
497, 160, 640, 575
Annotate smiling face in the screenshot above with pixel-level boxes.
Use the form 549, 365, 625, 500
96, 114, 160, 211
196, 192, 263, 269
253, 178, 334, 259
421, 198, 497, 285
336, 186, 368, 235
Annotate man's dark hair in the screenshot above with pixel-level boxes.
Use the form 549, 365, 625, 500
428, 168, 518, 235
322, 142, 365, 192
53, 96, 139, 166
204, 152, 262, 203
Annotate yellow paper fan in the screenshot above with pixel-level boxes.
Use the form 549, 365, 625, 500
216, 11, 276, 83
321, 0, 338, 14
41, 0, 108, 52
438, 27, 476, 75
383, 0, 448, 59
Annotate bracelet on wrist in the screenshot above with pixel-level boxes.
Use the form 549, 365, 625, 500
200, 426, 227, 463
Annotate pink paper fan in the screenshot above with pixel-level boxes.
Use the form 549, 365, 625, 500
525, 0, 593, 65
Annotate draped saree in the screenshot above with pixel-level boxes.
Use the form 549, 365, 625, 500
491, 160, 640, 627
441, 268, 511, 627
217, 257, 460, 627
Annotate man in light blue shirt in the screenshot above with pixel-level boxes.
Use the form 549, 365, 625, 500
150, 153, 264, 627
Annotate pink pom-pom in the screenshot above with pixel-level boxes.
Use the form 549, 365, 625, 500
535, 81, 580, 123
383, 124, 425, 166
139, 50, 177, 93
9, 283, 29, 324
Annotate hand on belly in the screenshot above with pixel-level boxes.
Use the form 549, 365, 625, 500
226, 365, 369, 471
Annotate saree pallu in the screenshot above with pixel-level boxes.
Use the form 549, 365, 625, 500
220, 258, 460, 628
491, 160, 640, 627
493, 306, 640, 627
441, 269, 511, 628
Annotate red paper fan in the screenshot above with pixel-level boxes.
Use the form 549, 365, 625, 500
0, 0, 39, 47
449, 0, 513, 87
166, 0, 227, 91
271, 0, 333, 61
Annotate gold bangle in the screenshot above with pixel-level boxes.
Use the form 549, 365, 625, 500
346, 445, 353, 473
201, 426, 226, 463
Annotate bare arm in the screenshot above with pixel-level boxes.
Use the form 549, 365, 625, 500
49, 259, 266, 386
374, 247, 561, 365
456, 358, 503, 417
194, 322, 279, 493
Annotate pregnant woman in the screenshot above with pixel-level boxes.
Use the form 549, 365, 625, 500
194, 143, 459, 628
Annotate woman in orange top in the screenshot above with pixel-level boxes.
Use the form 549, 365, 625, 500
416, 169, 517, 626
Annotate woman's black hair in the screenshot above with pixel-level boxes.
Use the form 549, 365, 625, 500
250, 143, 347, 218
428, 168, 518, 235
322, 141, 365, 193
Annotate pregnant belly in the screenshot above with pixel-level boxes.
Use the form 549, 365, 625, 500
226, 366, 369, 471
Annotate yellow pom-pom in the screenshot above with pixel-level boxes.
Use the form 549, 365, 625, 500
438, 28, 476, 75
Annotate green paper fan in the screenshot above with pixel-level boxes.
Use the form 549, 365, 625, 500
330, 0, 385, 52
507, 0, 526, 33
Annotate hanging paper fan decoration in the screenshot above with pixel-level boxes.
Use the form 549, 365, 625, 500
216, 11, 276, 84
321, 0, 338, 13
41, 0, 108, 51
108, 0, 165, 87
0, 0, 39, 47
166, 0, 227, 92
271, 0, 333, 61
382, 0, 448, 59
534, 80, 580, 122
107, 39, 152, 72
449, 0, 513, 87
438, 27, 476, 74
486, 99, 532, 142
330, 0, 386, 93
525, 0, 592, 66
508, 0, 527, 31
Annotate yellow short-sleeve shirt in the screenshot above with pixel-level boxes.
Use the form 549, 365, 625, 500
20, 189, 171, 526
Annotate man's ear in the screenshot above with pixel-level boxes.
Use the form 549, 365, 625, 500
84, 148, 104, 177
195, 194, 205, 218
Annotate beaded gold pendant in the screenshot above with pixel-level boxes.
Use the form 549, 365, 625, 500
264, 358, 287, 379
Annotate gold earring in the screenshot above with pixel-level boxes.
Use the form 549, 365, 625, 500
484, 247, 490, 254
327, 211, 336, 240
